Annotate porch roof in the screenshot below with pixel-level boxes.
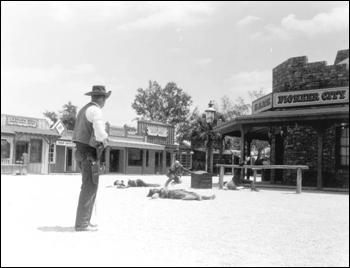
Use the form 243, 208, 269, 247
1, 125, 61, 138
214, 106, 349, 139
109, 138, 165, 150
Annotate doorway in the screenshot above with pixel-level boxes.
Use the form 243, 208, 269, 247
275, 133, 284, 182
66, 147, 73, 172
155, 151, 163, 174
15, 141, 28, 164
110, 149, 120, 172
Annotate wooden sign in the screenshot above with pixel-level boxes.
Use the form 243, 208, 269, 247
7, 116, 38, 128
273, 87, 349, 108
147, 125, 168, 137
252, 93, 273, 114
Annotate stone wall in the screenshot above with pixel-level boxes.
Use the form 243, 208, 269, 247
269, 123, 349, 188
270, 50, 349, 188
273, 54, 349, 93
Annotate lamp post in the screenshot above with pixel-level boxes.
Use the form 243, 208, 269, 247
205, 101, 216, 173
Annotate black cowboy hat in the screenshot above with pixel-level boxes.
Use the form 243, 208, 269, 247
85, 85, 112, 99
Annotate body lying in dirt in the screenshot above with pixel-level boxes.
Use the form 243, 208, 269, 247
147, 188, 216, 201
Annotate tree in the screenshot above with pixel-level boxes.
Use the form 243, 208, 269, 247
60, 101, 78, 130
220, 88, 268, 119
217, 88, 270, 161
176, 107, 201, 143
43, 101, 78, 131
43, 111, 59, 125
132, 81, 193, 126
190, 114, 221, 172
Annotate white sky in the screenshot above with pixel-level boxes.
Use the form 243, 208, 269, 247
1, 1, 349, 127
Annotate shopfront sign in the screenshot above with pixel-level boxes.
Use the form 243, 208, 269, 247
147, 125, 168, 137
55, 121, 65, 134
56, 140, 75, 147
252, 93, 273, 114
7, 116, 38, 128
109, 127, 125, 137
273, 87, 349, 108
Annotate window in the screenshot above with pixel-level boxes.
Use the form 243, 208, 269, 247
180, 152, 191, 169
166, 152, 171, 167
1, 140, 10, 159
337, 126, 349, 167
128, 148, 143, 166
49, 143, 56, 164
30, 139, 42, 163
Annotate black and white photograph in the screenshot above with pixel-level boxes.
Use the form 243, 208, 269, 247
1, 1, 349, 267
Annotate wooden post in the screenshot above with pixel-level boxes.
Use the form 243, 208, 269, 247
246, 136, 252, 181
296, 168, 302, 194
162, 150, 166, 175
252, 169, 257, 190
142, 149, 146, 175
317, 127, 323, 190
219, 166, 224, 189
240, 126, 246, 181
125, 148, 128, 174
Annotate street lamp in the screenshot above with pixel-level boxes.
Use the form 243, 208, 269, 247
205, 101, 216, 173
205, 101, 216, 124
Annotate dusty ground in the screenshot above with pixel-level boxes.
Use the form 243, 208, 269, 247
1, 173, 349, 267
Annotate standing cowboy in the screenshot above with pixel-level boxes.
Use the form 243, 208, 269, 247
73, 85, 111, 232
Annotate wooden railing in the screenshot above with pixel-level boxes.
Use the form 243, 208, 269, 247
1, 158, 11, 165
216, 164, 309, 194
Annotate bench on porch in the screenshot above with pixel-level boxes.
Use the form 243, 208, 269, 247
216, 164, 309, 194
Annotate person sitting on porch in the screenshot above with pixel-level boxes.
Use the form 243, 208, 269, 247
223, 157, 259, 191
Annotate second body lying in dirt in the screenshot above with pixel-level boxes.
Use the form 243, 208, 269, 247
147, 188, 216, 201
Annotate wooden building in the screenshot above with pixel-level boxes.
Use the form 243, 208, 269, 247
102, 120, 178, 175
1, 114, 61, 174
49, 121, 79, 173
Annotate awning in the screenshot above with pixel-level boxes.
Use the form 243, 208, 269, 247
109, 139, 165, 150
214, 106, 349, 135
1, 125, 61, 137
1, 127, 15, 135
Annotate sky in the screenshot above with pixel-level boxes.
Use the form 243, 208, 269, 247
1, 1, 349, 127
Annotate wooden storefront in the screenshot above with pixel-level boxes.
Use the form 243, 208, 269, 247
1, 114, 61, 174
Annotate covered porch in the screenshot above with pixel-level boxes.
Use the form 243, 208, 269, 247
214, 106, 349, 189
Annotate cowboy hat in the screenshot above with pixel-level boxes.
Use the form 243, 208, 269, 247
85, 85, 112, 99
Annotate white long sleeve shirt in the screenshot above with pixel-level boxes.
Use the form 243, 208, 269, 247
85, 102, 108, 142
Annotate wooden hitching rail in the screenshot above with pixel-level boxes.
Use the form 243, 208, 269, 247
216, 164, 309, 194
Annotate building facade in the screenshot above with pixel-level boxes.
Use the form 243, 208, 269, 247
102, 120, 177, 175
49, 121, 79, 173
1, 115, 180, 175
214, 49, 349, 189
1, 114, 61, 174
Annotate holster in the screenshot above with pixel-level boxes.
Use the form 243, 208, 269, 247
87, 155, 100, 185
88, 136, 106, 184
91, 161, 100, 185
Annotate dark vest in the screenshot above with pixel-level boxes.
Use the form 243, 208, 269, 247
72, 102, 98, 146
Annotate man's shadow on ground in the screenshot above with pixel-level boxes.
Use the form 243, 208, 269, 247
37, 226, 75, 233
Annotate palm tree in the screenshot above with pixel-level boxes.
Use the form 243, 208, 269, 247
191, 115, 221, 173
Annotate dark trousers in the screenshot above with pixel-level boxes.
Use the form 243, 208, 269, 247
75, 144, 98, 229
